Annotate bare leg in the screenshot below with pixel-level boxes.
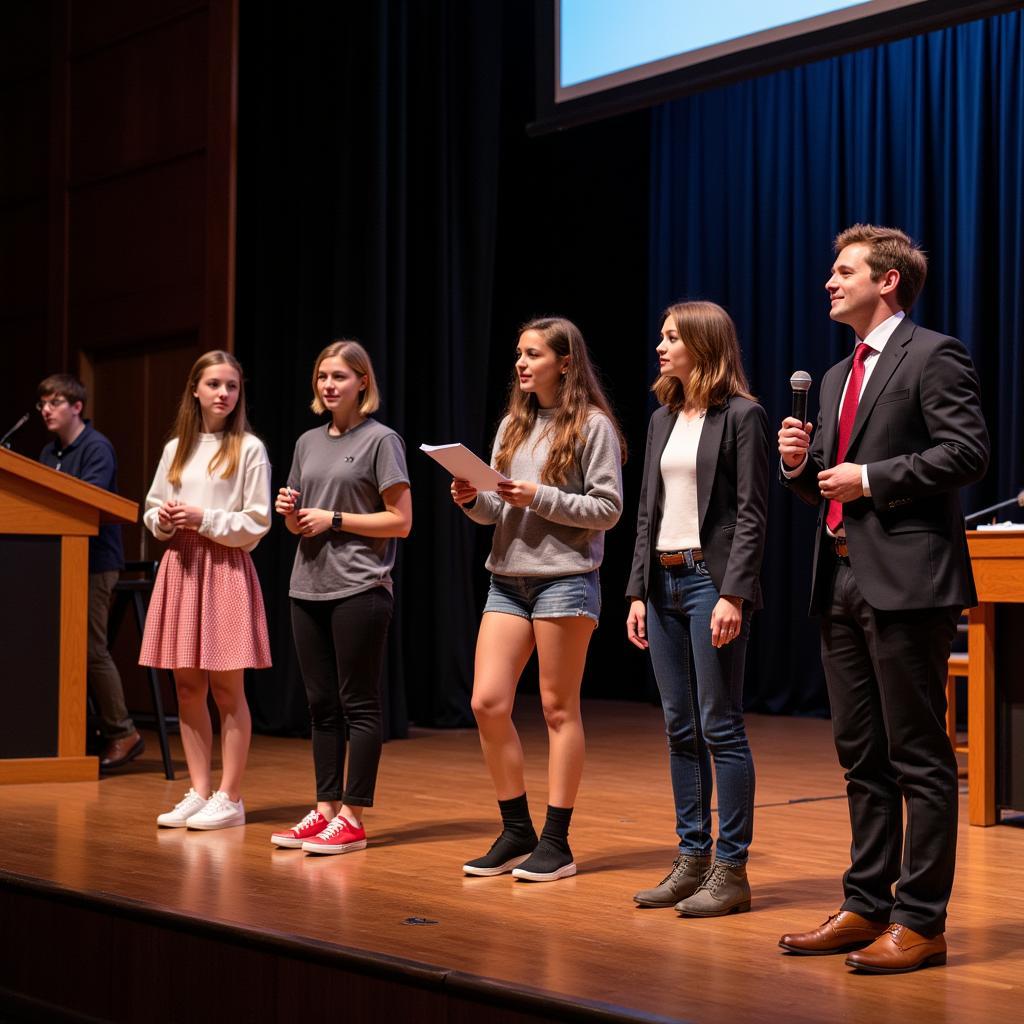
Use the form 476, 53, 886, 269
174, 668, 213, 797
470, 613, 536, 800
534, 618, 595, 808
340, 803, 364, 826
208, 669, 250, 802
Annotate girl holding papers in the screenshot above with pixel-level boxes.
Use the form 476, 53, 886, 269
271, 340, 411, 855
451, 317, 625, 882
626, 302, 769, 917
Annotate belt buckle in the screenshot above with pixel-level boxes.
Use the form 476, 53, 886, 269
833, 536, 849, 560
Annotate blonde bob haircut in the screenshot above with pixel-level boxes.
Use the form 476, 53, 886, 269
310, 339, 380, 416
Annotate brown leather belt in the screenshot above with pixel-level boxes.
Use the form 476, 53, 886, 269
833, 535, 849, 560
659, 548, 704, 567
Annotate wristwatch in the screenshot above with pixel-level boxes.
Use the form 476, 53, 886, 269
331, 511, 343, 532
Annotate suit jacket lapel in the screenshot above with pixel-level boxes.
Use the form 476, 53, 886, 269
696, 401, 727, 531
647, 409, 675, 526
846, 317, 914, 455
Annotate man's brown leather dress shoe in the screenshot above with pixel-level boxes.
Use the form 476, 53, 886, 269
845, 923, 946, 973
100, 731, 145, 771
779, 910, 889, 955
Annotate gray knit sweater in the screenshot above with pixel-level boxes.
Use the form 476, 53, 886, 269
463, 408, 623, 577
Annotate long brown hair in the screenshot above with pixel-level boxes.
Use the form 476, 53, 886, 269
652, 302, 755, 413
167, 350, 250, 487
494, 317, 626, 484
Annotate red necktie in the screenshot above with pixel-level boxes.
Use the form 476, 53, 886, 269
825, 342, 872, 532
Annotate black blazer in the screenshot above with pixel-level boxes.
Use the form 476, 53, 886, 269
627, 396, 770, 609
783, 317, 989, 614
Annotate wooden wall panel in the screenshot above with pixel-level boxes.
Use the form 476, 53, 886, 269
0, 78, 49, 200
68, 0, 204, 56
69, 10, 208, 184
68, 156, 206, 345
0, 201, 49, 317
0, 2, 51, 82
0, 4, 54, 434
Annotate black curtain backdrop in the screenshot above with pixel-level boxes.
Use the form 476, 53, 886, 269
236, 1, 652, 734
649, 9, 1024, 713
236, 2, 1023, 734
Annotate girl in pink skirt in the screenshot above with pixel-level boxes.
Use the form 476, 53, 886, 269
141, 350, 271, 831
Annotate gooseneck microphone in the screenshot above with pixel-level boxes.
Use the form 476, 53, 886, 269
0, 412, 29, 449
964, 490, 1024, 524
789, 371, 812, 424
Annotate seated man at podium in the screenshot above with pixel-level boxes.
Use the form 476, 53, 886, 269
37, 374, 144, 771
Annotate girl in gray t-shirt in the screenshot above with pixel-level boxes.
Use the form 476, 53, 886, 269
271, 340, 411, 856
451, 317, 625, 883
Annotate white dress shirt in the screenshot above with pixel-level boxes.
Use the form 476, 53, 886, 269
783, 311, 906, 500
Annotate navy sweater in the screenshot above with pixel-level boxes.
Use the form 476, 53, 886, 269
40, 422, 125, 573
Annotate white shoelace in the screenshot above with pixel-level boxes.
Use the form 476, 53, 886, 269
292, 810, 321, 833
204, 791, 234, 812
175, 788, 204, 811
318, 817, 353, 840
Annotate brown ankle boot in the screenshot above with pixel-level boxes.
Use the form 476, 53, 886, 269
633, 854, 712, 908
675, 860, 751, 917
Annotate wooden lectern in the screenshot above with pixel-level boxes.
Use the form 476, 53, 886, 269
0, 447, 137, 784
966, 530, 1024, 825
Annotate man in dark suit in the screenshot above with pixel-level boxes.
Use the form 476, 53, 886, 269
777, 225, 989, 973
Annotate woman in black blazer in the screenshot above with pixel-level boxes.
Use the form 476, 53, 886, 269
626, 301, 769, 917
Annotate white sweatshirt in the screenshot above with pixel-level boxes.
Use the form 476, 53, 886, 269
143, 432, 271, 552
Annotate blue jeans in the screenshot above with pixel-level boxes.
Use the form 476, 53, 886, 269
646, 561, 755, 865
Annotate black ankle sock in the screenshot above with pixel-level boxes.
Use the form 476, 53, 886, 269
538, 804, 573, 856
498, 793, 537, 843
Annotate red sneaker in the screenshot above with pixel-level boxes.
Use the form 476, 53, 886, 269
301, 814, 367, 855
271, 809, 329, 848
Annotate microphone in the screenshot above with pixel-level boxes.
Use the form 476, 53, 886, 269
0, 413, 29, 449
965, 490, 1024, 524
790, 371, 812, 424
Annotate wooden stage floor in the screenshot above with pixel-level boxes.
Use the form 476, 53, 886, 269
1, 700, 1022, 1023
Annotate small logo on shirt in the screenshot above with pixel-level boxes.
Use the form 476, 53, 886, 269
344, 456, 354, 463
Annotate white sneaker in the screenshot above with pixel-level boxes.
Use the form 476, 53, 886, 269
185, 790, 245, 830
157, 788, 210, 828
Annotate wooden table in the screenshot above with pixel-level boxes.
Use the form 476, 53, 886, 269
966, 530, 1024, 825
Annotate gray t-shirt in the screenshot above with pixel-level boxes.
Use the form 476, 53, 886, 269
287, 419, 409, 600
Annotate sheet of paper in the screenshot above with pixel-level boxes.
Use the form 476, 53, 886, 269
419, 443, 507, 492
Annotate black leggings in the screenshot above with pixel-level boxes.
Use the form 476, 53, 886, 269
290, 588, 393, 806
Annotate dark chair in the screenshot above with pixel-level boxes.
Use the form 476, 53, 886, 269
109, 560, 175, 779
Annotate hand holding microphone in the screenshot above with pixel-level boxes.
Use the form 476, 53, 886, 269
779, 370, 814, 469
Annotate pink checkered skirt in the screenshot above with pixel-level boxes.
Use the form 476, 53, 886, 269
140, 530, 272, 671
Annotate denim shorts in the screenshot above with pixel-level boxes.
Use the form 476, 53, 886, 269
483, 570, 601, 624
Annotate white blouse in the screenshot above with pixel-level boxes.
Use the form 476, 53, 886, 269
143, 432, 271, 552
656, 412, 703, 551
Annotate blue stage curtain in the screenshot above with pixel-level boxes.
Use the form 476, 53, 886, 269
649, 10, 1024, 713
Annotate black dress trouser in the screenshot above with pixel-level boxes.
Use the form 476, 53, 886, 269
820, 558, 959, 937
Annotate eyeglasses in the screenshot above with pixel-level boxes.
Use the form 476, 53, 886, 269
36, 398, 68, 411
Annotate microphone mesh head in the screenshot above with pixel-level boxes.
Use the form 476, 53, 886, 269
790, 371, 812, 392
